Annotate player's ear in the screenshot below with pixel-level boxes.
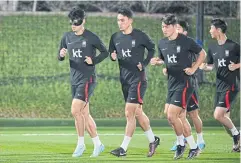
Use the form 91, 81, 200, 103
82, 19, 86, 25
217, 27, 222, 33
129, 18, 133, 24
183, 31, 188, 35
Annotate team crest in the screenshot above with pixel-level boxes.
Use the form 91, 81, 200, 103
177, 46, 181, 53
132, 40, 135, 47
225, 50, 229, 57
82, 40, 86, 47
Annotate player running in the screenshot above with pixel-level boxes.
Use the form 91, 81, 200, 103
57, 7, 108, 157
109, 7, 160, 157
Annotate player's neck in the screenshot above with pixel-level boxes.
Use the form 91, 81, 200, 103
168, 31, 178, 40
75, 27, 85, 36
217, 34, 227, 45
122, 25, 133, 35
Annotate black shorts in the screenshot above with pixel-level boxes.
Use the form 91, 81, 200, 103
215, 90, 238, 112
71, 79, 96, 102
121, 81, 147, 104
187, 89, 199, 112
166, 87, 194, 109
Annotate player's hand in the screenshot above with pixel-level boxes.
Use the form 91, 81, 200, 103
228, 61, 237, 71
150, 57, 164, 65
150, 57, 158, 65
60, 48, 67, 57
183, 67, 196, 76
162, 68, 168, 76
137, 62, 143, 71
111, 50, 117, 61
199, 63, 206, 70
84, 56, 93, 65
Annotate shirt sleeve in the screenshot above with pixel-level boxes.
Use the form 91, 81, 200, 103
207, 47, 214, 64
158, 41, 164, 60
188, 37, 202, 55
57, 32, 68, 61
141, 32, 155, 67
108, 34, 117, 61
92, 35, 108, 65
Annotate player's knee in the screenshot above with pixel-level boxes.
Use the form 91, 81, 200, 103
71, 107, 84, 117
167, 115, 176, 124
71, 110, 81, 117
125, 110, 135, 121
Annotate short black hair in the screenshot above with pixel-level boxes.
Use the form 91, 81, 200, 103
117, 7, 133, 18
68, 7, 86, 20
177, 20, 189, 32
211, 18, 227, 33
162, 14, 177, 25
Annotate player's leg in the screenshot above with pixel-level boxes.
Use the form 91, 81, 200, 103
179, 109, 191, 138
83, 81, 104, 157
169, 89, 200, 159
110, 84, 136, 157
84, 104, 104, 157
214, 91, 239, 152
133, 81, 160, 157
222, 111, 233, 137
110, 102, 138, 157
187, 91, 205, 150
188, 110, 205, 149
71, 84, 88, 157
165, 92, 181, 151
136, 105, 160, 157
167, 104, 186, 159
170, 109, 188, 151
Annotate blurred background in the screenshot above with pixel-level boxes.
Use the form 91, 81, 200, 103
0, 1, 240, 125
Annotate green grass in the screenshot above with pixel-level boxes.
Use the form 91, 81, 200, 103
0, 15, 240, 119
0, 126, 240, 163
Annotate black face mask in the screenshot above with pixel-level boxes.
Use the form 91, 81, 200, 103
69, 18, 83, 26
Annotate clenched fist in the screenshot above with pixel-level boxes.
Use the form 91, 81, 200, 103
60, 48, 67, 57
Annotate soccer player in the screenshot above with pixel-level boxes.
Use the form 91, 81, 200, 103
57, 7, 108, 157
151, 14, 206, 159
163, 20, 205, 151
200, 18, 240, 152
109, 8, 160, 157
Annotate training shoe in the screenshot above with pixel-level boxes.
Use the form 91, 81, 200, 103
232, 133, 240, 152
147, 136, 160, 157
174, 145, 186, 159
187, 147, 200, 159
170, 142, 177, 151
110, 147, 126, 157
90, 144, 105, 157
170, 138, 187, 151
198, 143, 206, 150
72, 144, 86, 157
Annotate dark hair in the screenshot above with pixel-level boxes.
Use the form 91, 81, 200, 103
211, 18, 227, 33
117, 7, 133, 18
177, 20, 189, 32
68, 7, 86, 20
162, 14, 177, 25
